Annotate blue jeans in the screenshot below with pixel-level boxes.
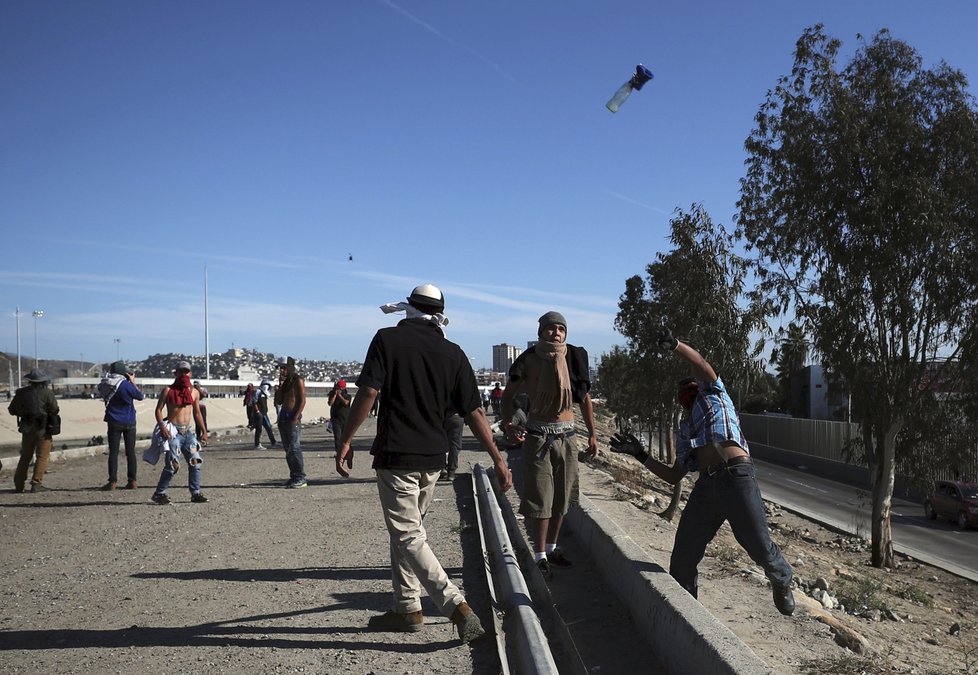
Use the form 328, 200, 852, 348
669, 462, 792, 597
278, 420, 304, 481
106, 420, 137, 483
155, 427, 202, 495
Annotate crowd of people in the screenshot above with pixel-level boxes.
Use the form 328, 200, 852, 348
6, 281, 794, 647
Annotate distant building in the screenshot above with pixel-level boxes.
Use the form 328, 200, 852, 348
526, 340, 537, 350
492, 343, 522, 373
790, 365, 848, 421
232, 365, 260, 382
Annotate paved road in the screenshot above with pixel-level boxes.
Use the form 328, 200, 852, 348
753, 458, 978, 582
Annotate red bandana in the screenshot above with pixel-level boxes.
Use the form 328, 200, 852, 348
168, 374, 195, 406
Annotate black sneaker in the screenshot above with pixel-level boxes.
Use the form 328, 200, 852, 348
191, 492, 208, 503
286, 479, 308, 489
537, 558, 554, 580
548, 548, 573, 568
772, 583, 795, 616
151, 492, 171, 505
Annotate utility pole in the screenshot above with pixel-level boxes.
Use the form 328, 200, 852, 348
205, 265, 210, 379
32, 309, 43, 368
14, 306, 22, 384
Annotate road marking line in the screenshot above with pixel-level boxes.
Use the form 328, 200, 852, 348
785, 478, 828, 494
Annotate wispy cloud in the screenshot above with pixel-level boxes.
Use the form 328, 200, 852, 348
605, 190, 673, 215
23, 235, 304, 271
379, 0, 516, 83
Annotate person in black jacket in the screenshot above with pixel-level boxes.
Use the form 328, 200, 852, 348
336, 283, 512, 643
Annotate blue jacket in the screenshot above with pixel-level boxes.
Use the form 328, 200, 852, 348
104, 379, 144, 425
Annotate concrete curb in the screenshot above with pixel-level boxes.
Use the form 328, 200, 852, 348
0, 427, 253, 476
566, 493, 774, 675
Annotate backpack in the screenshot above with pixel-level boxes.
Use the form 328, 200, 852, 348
98, 375, 121, 403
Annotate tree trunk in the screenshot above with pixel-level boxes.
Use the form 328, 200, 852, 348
869, 419, 902, 568
661, 408, 683, 521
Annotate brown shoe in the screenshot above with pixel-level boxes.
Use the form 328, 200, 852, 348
124, 480, 138, 490
367, 610, 424, 633
101, 481, 117, 491
450, 602, 485, 643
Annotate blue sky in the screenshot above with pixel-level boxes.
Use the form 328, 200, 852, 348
3, 1, 977, 370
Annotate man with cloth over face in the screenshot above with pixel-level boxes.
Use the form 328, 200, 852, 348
336, 283, 513, 643
500, 311, 598, 578
609, 329, 795, 616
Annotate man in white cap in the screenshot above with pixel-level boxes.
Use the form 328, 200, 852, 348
8, 368, 60, 493
336, 283, 513, 644
500, 311, 598, 578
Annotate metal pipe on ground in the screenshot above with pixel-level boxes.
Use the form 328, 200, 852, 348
473, 463, 559, 675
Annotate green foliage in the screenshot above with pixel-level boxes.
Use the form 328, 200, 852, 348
738, 24, 978, 567
799, 653, 888, 675
834, 576, 887, 611
610, 205, 765, 419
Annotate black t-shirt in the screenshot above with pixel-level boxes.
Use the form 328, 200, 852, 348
356, 318, 481, 471
329, 387, 350, 422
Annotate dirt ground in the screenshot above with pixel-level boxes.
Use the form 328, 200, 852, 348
580, 409, 978, 675
1, 411, 976, 674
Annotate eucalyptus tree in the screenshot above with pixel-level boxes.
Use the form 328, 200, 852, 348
614, 205, 763, 517
738, 26, 978, 566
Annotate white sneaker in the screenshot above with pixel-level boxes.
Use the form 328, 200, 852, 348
255, 444, 266, 450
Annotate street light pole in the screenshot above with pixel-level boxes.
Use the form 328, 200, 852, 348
32, 310, 43, 368
14, 306, 22, 383
114, 338, 121, 361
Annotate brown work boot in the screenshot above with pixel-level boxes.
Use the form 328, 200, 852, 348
367, 609, 424, 633
450, 602, 485, 644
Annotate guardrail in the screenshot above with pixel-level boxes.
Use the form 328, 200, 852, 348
472, 463, 559, 675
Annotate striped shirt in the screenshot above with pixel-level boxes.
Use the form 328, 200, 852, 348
676, 377, 749, 472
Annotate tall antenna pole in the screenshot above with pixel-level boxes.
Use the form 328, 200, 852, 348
15, 306, 22, 384
204, 265, 210, 379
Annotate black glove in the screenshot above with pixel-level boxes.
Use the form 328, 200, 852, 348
609, 432, 650, 464
657, 328, 678, 353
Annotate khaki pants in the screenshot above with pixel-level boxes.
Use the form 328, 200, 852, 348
14, 428, 52, 489
376, 468, 465, 616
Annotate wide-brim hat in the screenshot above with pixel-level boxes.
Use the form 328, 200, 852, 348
25, 368, 52, 383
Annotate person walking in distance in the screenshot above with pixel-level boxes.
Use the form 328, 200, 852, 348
336, 283, 513, 643
609, 329, 795, 616
275, 357, 307, 488
500, 312, 598, 578
328, 379, 352, 468
8, 368, 60, 493
151, 361, 209, 505
440, 412, 464, 481
252, 379, 277, 450
244, 383, 256, 428
99, 361, 144, 490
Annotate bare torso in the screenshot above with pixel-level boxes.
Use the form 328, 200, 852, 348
513, 352, 574, 424
164, 387, 199, 426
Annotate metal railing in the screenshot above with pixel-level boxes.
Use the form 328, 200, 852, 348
473, 464, 559, 675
